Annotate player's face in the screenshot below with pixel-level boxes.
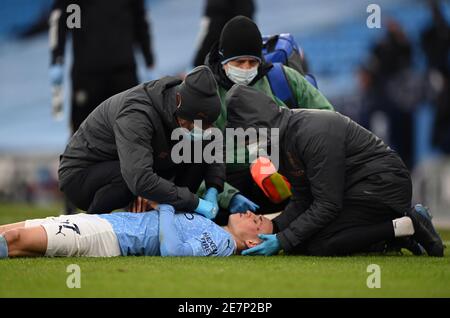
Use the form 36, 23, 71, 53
228, 211, 273, 238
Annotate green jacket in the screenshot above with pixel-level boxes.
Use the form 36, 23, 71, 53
215, 66, 333, 131
198, 66, 334, 209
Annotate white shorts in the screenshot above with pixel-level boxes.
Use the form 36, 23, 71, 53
25, 214, 121, 257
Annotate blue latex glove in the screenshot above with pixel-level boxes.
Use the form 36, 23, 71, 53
241, 234, 281, 256
194, 198, 218, 219
229, 194, 259, 213
203, 187, 219, 212
49, 64, 64, 86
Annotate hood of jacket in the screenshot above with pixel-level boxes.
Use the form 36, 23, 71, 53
143, 76, 183, 132
225, 84, 291, 138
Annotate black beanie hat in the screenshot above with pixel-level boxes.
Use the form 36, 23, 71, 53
176, 65, 221, 126
219, 16, 262, 64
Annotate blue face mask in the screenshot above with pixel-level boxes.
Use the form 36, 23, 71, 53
181, 126, 208, 141
189, 126, 204, 141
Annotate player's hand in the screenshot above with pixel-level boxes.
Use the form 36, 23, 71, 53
130, 196, 152, 213
229, 194, 259, 213
241, 234, 281, 256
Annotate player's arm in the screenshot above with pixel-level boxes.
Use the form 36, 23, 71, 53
158, 204, 195, 257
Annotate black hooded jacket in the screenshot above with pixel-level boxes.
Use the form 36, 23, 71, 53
205, 41, 273, 91
59, 77, 225, 211
226, 85, 411, 252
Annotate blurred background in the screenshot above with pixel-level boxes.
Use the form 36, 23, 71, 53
0, 0, 449, 225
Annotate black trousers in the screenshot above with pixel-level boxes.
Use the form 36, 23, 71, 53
61, 161, 206, 214
293, 171, 412, 256
71, 68, 138, 132
303, 203, 398, 256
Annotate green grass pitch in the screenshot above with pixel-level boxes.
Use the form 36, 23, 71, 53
0, 203, 449, 297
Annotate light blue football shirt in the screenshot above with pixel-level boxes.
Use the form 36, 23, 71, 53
98, 211, 235, 257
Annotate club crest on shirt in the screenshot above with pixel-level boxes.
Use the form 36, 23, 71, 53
184, 213, 195, 220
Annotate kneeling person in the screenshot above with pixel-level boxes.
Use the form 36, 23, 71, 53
226, 85, 444, 257
0, 205, 272, 258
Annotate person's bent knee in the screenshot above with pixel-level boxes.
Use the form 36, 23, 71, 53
59, 175, 91, 211
309, 248, 334, 257
307, 241, 340, 256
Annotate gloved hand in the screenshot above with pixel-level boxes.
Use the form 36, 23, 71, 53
241, 234, 281, 256
229, 194, 259, 213
194, 198, 218, 219
203, 187, 219, 212
49, 64, 64, 86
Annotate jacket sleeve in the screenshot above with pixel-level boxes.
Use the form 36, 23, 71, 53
277, 116, 346, 252
284, 66, 334, 110
133, 0, 154, 67
273, 189, 312, 233
49, 0, 68, 65
114, 106, 199, 211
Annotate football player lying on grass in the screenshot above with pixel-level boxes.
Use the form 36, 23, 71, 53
0, 203, 273, 258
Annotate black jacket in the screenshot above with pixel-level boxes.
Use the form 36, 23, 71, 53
50, 0, 154, 73
59, 77, 225, 211
226, 85, 411, 252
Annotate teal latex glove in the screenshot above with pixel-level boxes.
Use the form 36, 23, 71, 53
203, 187, 219, 212
194, 198, 218, 220
241, 234, 281, 256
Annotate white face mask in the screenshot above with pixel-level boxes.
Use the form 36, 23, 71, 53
225, 64, 258, 85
